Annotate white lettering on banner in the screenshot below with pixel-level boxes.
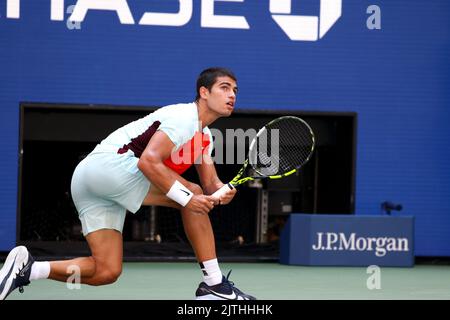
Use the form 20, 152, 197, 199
270, 0, 342, 41
270, 0, 291, 14
3, 1, 342, 41
325, 232, 338, 250
139, 0, 192, 27
51, 0, 64, 21
312, 232, 410, 257
201, 0, 249, 29
7, 0, 65, 20
6, 0, 19, 18
70, 0, 135, 24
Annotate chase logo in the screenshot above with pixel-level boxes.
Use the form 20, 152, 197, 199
3, 0, 342, 41
270, 0, 342, 41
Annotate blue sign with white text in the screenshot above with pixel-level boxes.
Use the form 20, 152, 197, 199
280, 214, 415, 267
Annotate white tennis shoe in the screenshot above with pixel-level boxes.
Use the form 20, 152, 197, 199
0, 246, 34, 300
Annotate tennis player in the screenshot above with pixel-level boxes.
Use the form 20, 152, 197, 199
0, 67, 256, 300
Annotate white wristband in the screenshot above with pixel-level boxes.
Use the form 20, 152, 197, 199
166, 180, 194, 207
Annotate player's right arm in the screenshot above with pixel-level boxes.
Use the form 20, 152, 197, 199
138, 130, 218, 215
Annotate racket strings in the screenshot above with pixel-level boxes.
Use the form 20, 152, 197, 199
280, 122, 313, 168
251, 117, 314, 176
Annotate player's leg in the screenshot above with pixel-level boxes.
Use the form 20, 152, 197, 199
180, 193, 217, 263
55, 152, 130, 285
48, 228, 123, 285
143, 179, 216, 262
0, 153, 139, 300
142, 181, 255, 300
178, 194, 254, 300
0, 220, 125, 300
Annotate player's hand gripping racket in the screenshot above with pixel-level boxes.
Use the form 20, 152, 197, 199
212, 116, 315, 199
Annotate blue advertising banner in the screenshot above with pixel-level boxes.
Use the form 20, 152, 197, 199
280, 214, 415, 267
1, 1, 449, 255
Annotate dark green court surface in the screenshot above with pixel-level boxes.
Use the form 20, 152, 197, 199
2, 262, 450, 300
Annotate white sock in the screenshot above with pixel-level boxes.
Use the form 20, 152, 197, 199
29, 261, 51, 281
200, 258, 223, 286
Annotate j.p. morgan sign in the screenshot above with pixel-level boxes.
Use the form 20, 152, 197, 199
280, 214, 415, 267
312, 232, 409, 257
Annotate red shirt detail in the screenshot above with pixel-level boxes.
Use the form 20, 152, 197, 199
163, 132, 211, 175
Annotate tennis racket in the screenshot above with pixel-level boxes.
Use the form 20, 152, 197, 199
212, 116, 315, 199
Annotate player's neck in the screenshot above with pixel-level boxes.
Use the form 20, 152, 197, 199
195, 100, 218, 129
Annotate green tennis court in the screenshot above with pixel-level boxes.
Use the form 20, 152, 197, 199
3, 262, 450, 300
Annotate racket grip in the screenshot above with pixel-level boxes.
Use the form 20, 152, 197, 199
212, 183, 234, 199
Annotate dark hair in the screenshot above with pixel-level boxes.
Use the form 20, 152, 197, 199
195, 67, 237, 101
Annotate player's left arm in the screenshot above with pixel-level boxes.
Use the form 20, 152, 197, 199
195, 154, 237, 204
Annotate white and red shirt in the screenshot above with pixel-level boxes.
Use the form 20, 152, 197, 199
92, 102, 213, 175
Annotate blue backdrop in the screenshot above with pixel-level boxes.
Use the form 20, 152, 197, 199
1, 0, 449, 256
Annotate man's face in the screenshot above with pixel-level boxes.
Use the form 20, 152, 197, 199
202, 76, 238, 117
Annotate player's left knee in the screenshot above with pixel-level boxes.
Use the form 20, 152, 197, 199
93, 267, 122, 285
188, 183, 203, 195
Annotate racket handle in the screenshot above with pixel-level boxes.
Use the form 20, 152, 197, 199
212, 183, 234, 199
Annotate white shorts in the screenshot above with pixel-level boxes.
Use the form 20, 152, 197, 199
71, 151, 151, 236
